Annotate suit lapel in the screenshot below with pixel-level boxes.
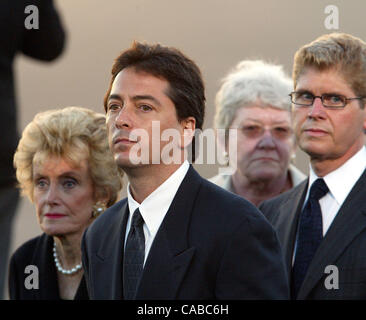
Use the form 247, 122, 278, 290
277, 180, 308, 279
135, 227, 195, 299
95, 200, 129, 299
135, 166, 200, 299
298, 170, 366, 299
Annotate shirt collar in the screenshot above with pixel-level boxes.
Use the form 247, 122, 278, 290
309, 146, 366, 206
127, 161, 190, 236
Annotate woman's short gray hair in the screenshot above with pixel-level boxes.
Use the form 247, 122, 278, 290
214, 60, 292, 130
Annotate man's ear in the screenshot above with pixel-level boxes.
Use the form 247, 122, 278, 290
180, 117, 196, 148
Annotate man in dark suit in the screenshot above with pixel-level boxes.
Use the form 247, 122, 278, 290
81, 41, 289, 299
260, 33, 366, 300
0, 0, 65, 299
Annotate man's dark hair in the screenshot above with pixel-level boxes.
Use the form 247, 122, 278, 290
104, 41, 205, 162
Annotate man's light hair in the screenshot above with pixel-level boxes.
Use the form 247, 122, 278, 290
293, 33, 366, 104
214, 60, 292, 132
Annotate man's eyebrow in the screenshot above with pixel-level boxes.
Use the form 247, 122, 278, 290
295, 89, 345, 96
132, 95, 162, 107
294, 89, 313, 93
107, 94, 122, 102
107, 94, 162, 107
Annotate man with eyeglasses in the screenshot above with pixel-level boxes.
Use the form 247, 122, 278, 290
259, 33, 366, 300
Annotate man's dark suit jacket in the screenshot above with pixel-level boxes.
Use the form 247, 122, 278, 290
82, 166, 289, 299
259, 169, 366, 300
9, 233, 88, 300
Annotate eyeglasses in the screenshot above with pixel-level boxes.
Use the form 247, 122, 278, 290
289, 91, 365, 109
238, 125, 293, 140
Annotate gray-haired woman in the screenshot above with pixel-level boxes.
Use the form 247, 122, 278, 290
210, 60, 306, 206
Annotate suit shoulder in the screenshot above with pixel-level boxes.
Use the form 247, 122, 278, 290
262, 179, 307, 207
202, 178, 256, 208
191, 179, 280, 258
259, 179, 308, 220
199, 178, 267, 225
86, 198, 127, 236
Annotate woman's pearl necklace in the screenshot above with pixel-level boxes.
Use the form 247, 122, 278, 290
53, 241, 82, 275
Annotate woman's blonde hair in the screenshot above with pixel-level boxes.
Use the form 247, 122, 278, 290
14, 106, 122, 207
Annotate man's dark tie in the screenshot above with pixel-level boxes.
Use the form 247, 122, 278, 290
292, 178, 329, 299
123, 208, 145, 300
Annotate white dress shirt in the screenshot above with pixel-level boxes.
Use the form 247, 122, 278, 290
293, 146, 366, 264
307, 146, 366, 236
124, 161, 190, 265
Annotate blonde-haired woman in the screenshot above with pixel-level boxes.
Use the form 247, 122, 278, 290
9, 107, 123, 300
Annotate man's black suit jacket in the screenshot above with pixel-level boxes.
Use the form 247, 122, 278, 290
260, 169, 366, 299
82, 166, 289, 299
